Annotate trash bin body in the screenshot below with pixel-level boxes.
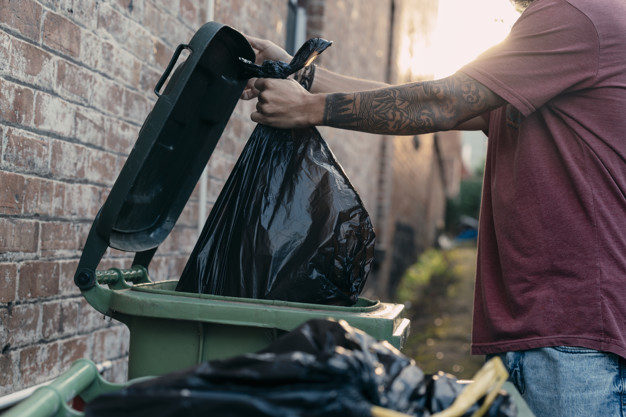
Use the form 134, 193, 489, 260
86, 276, 409, 378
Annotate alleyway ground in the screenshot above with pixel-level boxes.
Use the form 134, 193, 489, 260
396, 247, 484, 379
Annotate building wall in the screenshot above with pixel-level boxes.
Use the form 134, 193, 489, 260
0, 0, 223, 395
0, 0, 462, 396
374, 0, 462, 298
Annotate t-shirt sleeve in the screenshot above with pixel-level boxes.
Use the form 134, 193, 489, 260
460, 0, 599, 116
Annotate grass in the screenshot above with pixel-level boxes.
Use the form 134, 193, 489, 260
395, 246, 485, 379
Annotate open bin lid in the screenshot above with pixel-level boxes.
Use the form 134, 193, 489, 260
75, 22, 254, 290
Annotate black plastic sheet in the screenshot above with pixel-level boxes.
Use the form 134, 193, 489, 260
85, 319, 517, 417
175, 38, 375, 305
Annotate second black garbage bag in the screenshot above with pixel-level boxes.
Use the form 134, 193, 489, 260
175, 38, 376, 306
85, 319, 518, 417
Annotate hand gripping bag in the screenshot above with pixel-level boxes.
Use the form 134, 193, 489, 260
175, 38, 376, 306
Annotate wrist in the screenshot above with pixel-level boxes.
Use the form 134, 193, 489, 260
305, 93, 327, 126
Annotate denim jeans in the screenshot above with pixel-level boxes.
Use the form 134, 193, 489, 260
488, 347, 626, 417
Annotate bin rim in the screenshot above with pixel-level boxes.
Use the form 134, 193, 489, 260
131, 280, 382, 312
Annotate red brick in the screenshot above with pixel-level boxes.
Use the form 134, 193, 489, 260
58, 260, 80, 296
179, 0, 199, 27
153, 13, 182, 48
85, 149, 118, 185
307, 2, 325, 17
152, 0, 181, 18
206, 177, 226, 205
142, 2, 162, 38
0, 32, 9, 73
116, 0, 135, 13
50, 181, 67, 218
171, 255, 189, 279
139, 64, 161, 94
75, 108, 105, 148
97, 4, 131, 46
102, 357, 128, 384
0, 218, 38, 253
97, 41, 142, 87
49, 140, 88, 180
206, 152, 236, 182
91, 77, 125, 118
4, 128, 50, 174
0, 171, 25, 215
92, 326, 129, 363
0, 0, 43, 42
40, 222, 80, 256
57, 337, 89, 370
0, 79, 35, 125
9, 38, 55, 88
23, 177, 60, 218
104, 117, 137, 154
18, 343, 60, 387
1, 303, 40, 348
123, 89, 149, 123
63, 183, 102, 219
18, 261, 61, 300
64, 0, 98, 30
0, 350, 16, 394
77, 298, 107, 333
80, 30, 102, 69
56, 60, 95, 102
178, 200, 198, 227
152, 39, 171, 77
42, 300, 79, 340
42, 11, 81, 58
34, 93, 76, 137
126, 27, 156, 66
0, 263, 18, 303
76, 222, 94, 254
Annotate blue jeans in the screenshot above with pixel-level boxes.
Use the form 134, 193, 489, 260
488, 347, 626, 417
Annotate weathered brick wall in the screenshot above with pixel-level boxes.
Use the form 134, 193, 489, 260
0, 0, 222, 395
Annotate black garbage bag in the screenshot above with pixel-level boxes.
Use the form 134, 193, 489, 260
85, 319, 517, 417
175, 38, 376, 306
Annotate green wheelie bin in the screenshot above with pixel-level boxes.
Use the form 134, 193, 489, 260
70, 21, 410, 380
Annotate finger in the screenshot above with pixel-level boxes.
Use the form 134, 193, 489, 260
253, 77, 268, 90
240, 88, 257, 100
240, 80, 260, 100
250, 111, 266, 124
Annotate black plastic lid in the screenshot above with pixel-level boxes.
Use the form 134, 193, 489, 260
75, 22, 254, 287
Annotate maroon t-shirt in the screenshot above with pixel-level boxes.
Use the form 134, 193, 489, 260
460, 0, 626, 358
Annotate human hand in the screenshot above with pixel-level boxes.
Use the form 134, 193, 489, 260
251, 78, 325, 129
241, 34, 293, 100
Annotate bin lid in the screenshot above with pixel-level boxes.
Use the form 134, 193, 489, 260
76, 22, 254, 284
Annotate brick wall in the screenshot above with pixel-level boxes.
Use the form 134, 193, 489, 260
1, 0, 462, 397
0, 0, 219, 395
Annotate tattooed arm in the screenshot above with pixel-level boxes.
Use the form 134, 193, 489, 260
251, 72, 503, 134
323, 72, 502, 134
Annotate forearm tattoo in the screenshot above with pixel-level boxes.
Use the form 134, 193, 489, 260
323, 72, 503, 135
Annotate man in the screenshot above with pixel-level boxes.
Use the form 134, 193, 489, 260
242, 0, 626, 415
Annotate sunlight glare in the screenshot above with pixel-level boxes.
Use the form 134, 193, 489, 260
433, 0, 520, 77
398, 0, 520, 80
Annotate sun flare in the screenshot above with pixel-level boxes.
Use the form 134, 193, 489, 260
398, 0, 520, 80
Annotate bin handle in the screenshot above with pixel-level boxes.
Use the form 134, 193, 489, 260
154, 43, 191, 97
370, 357, 509, 417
